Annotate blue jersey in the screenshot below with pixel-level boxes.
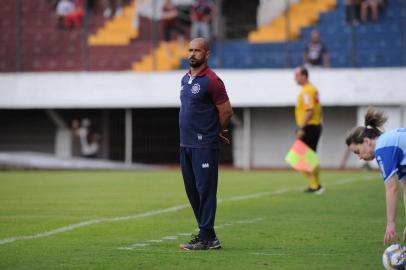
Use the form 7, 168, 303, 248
179, 66, 229, 149
374, 128, 406, 182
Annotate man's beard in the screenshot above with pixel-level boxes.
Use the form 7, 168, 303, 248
189, 57, 205, 68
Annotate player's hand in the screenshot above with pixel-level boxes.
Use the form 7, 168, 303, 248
384, 221, 398, 244
296, 127, 305, 139
219, 130, 230, 145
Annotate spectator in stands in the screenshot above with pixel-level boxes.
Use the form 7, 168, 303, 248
345, 0, 360, 24
64, 0, 84, 29
103, 0, 123, 18
190, 0, 215, 40
55, 0, 84, 30
72, 118, 100, 158
162, 0, 186, 57
56, 0, 75, 29
360, 0, 381, 22
303, 30, 330, 68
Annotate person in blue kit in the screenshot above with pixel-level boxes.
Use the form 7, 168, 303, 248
346, 107, 406, 245
178, 37, 233, 251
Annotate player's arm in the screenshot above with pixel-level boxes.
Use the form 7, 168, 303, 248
217, 100, 232, 129
301, 109, 314, 127
401, 179, 406, 242
216, 101, 233, 144
384, 175, 399, 244
296, 109, 313, 138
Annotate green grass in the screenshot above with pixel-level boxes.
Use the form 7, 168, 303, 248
0, 170, 400, 269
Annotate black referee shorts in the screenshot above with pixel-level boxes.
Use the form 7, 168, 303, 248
299, 125, 322, 151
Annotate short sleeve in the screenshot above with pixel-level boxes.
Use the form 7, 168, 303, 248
302, 88, 315, 110
375, 146, 404, 182
208, 77, 229, 105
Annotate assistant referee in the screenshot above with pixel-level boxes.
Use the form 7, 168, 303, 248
294, 66, 324, 194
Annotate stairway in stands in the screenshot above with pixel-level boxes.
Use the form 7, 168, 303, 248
249, 0, 336, 42
132, 40, 188, 71
189, 0, 404, 69
0, 0, 154, 72
87, 0, 154, 71
88, 0, 137, 45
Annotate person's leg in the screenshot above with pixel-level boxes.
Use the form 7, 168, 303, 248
311, 166, 321, 188
191, 148, 219, 241
360, 1, 368, 21
103, 0, 113, 17
180, 147, 200, 222
163, 25, 173, 57
300, 125, 322, 191
200, 22, 210, 40
345, 2, 353, 23
174, 22, 186, 51
114, 0, 123, 16
370, 0, 379, 21
301, 171, 318, 190
190, 22, 199, 39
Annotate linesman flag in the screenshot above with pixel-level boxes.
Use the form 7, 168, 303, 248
285, 139, 319, 172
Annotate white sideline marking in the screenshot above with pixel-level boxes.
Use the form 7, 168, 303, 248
117, 218, 265, 251
0, 175, 376, 246
161, 236, 178, 240
251, 252, 287, 256
146, 240, 163, 243
176, 233, 191, 236
251, 252, 337, 256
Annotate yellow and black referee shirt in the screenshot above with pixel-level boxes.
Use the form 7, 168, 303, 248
295, 83, 322, 127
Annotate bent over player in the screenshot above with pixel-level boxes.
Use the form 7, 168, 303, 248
346, 108, 406, 244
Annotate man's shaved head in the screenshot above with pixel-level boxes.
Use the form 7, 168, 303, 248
190, 38, 209, 52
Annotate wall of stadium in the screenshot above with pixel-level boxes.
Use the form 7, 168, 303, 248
1, 68, 405, 169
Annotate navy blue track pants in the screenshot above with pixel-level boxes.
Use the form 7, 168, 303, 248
180, 147, 219, 241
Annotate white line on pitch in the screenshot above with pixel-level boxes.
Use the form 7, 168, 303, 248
0, 175, 376, 246
117, 217, 265, 251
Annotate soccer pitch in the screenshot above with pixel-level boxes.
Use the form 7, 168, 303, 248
0, 170, 398, 269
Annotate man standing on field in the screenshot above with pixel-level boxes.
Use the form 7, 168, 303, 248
294, 66, 324, 194
178, 37, 233, 250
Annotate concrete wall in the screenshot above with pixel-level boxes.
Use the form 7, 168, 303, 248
1, 68, 405, 168
232, 106, 359, 169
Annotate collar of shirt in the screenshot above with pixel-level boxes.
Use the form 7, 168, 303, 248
187, 65, 209, 77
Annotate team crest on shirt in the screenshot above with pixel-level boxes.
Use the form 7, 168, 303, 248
191, 83, 200, 94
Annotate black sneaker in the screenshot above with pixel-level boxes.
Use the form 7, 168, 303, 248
179, 234, 208, 250
304, 185, 325, 195
179, 240, 209, 250
208, 238, 221, 249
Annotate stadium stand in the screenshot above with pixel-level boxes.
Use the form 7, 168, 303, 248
1, 0, 405, 71
249, 0, 337, 42
181, 0, 405, 69
0, 0, 155, 72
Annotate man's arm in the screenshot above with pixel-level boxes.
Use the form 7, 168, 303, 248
216, 100, 233, 144
296, 109, 314, 138
216, 100, 233, 129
